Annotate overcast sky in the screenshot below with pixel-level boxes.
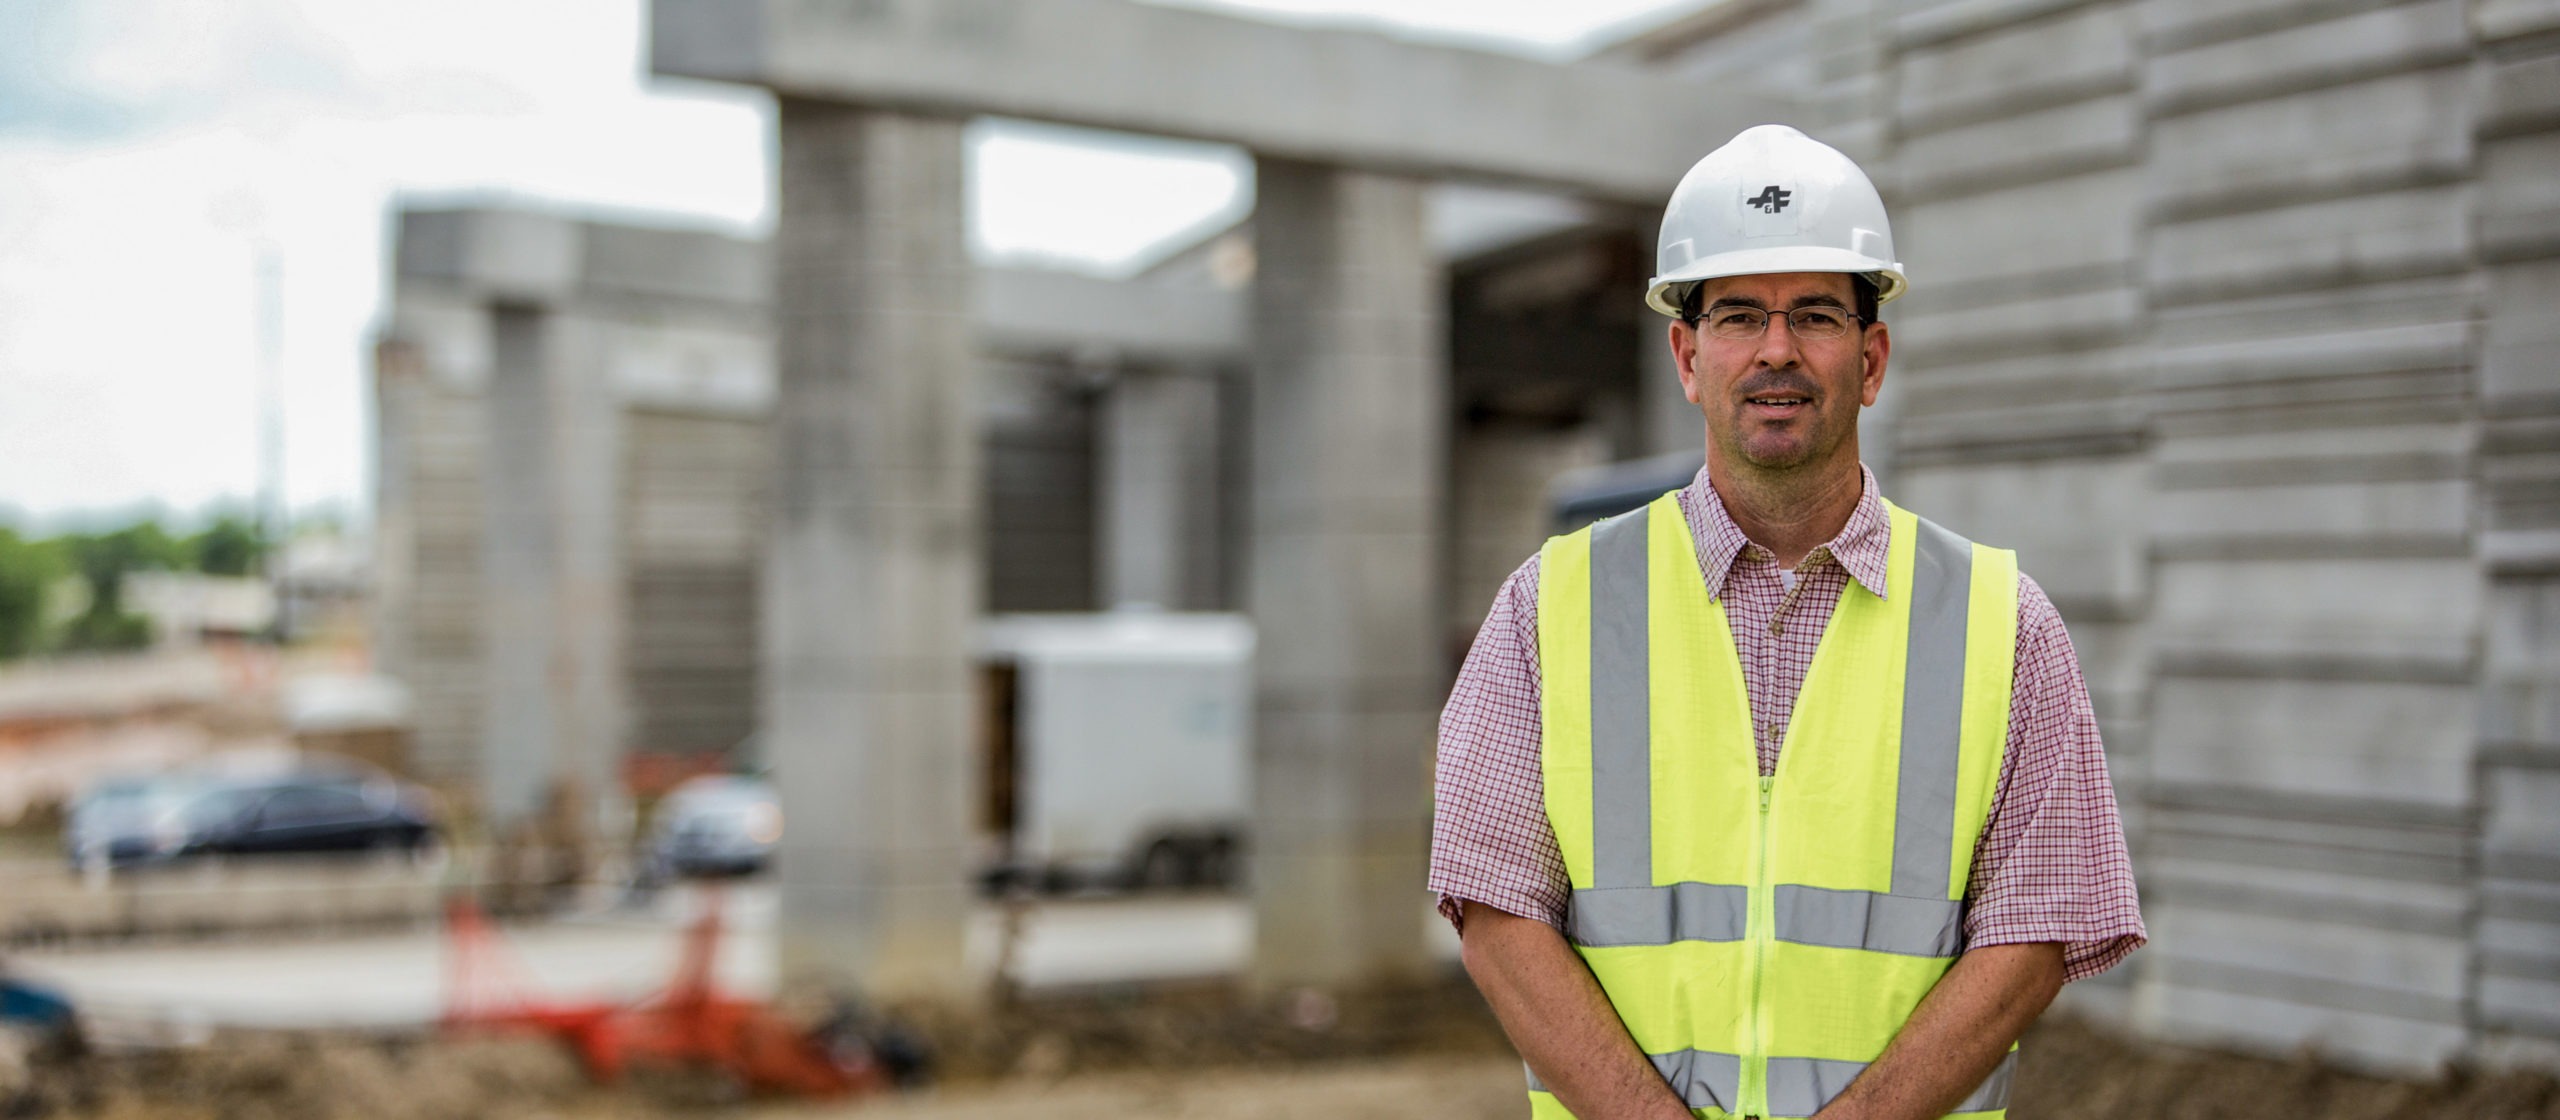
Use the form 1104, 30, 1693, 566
0, 0, 1701, 529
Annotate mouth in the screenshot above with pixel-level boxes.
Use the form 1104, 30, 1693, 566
1743, 394, 1813, 418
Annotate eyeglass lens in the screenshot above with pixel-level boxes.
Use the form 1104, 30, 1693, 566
1701, 305, 1855, 340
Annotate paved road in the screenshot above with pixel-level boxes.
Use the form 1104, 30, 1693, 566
9, 884, 1460, 1030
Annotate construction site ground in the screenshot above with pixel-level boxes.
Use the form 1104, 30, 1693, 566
0, 868, 2549, 1119
8, 990, 2560, 1120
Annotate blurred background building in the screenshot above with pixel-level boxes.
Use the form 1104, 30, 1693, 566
0, 0, 2552, 1099
356, 0, 2560, 1074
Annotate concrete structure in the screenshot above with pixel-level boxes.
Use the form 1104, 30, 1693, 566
650, 0, 1784, 996
375, 207, 1254, 804
375, 199, 1257, 969
648, 0, 1787, 199
367, 0, 2560, 1069
375, 209, 772, 835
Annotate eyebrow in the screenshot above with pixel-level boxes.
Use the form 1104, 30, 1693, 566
1704, 294, 1850, 311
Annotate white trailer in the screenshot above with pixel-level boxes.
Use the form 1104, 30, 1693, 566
978, 611, 1252, 891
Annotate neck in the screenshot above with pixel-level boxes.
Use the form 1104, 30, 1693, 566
1706, 448, 1865, 570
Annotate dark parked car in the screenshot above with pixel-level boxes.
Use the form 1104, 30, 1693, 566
175, 771, 439, 858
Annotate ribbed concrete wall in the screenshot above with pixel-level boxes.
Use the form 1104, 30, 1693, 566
1643, 0, 2560, 1074
984, 357, 1101, 613
2475, 0, 2560, 1066
2137, 0, 2482, 1068
623, 408, 766, 760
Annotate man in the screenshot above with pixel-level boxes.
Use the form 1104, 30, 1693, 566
1430, 124, 2145, 1120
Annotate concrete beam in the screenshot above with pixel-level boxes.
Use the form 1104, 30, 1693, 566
977, 268, 1244, 364
395, 209, 766, 312
401, 209, 1244, 364
651, 0, 1796, 201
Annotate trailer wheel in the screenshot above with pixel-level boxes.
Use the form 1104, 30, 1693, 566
1135, 837, 1189, 891
1198, 833, 1238, 887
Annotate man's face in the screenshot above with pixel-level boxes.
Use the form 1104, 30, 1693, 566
1670, 271, 1889, 474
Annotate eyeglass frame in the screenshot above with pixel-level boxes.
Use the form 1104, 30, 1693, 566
1680, 301, 1870, 342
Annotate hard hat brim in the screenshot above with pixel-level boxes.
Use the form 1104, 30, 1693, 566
1646, 247, 1907, 317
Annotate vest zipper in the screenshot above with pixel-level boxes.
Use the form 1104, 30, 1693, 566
1744, 773, 1776, 1120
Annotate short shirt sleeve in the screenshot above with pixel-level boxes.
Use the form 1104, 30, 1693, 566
1429, 554, 1571, 932
1960, 571, 2148, 982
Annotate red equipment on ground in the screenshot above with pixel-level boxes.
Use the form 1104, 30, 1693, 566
441, 887, 885, 1098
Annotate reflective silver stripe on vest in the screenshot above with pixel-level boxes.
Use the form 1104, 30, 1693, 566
1589, 506, 1653, 891
1568, 512, 1979, 955
1525, 1048, 1743, 1112
1570, 881, 1749, 947
1892, 515, 1974, 900
1568, 882, 1961, 955
1771, 884, 1966, 958
1763, 1048, 2016, 1117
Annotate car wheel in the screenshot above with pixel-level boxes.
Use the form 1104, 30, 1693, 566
404, 830, 447, 873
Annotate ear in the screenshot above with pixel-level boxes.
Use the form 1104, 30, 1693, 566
1671, 319, 1704, 404
1858, 320, 1889, 407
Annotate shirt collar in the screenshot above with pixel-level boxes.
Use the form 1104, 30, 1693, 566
1678, 463, 1893, 602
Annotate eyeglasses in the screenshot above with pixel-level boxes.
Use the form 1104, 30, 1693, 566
1693, 304, 1865, 341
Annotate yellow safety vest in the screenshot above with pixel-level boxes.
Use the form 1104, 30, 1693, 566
1531, 492, 2018, 1120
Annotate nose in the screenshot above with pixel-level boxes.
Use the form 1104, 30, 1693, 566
1753, 311, 1805, 368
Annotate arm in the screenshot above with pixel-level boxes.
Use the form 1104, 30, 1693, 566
1460, 900, 1692, 1120
1813, 942, 2063, 1120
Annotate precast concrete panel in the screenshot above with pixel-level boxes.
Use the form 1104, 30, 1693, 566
624, 409, 766, 760
1894, 2, 2139, 132
2475, 10, 2560, 1061
1897, 456, 2149, 616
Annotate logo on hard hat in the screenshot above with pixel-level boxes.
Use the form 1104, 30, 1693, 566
1746, 185, 1793, 213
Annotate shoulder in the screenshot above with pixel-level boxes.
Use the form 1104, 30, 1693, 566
1885, 507, 2067, 652
2010, 569, 2069, 649
1499, 549, 1543, 610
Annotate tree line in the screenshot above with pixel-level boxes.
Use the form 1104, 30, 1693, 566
0, 515, 269, 660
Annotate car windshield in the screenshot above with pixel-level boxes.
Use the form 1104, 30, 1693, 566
73, 780, 194, 829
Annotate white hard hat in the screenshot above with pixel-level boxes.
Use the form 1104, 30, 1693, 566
1645, 124, 1905, 318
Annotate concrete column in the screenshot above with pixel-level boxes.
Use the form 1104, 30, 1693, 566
479, 304, 626, 839
1247, 158, 1444, 988
766, 102, 979, 1000
1637, 311, 1699, 459
1101, 370, 1221, 609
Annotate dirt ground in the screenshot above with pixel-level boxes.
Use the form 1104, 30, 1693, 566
2010, 1016, 2560, 1120
7, 980, 2557, 1120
